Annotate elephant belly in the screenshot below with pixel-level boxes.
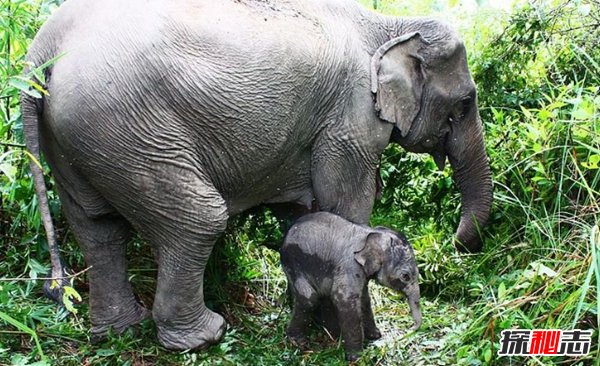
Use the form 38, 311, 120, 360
223, 149, 315, 215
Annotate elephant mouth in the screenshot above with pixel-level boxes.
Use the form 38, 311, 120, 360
392, 126, 448, 151
392, 127, 449, 170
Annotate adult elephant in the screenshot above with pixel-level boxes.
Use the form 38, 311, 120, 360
22, 0, 492, 351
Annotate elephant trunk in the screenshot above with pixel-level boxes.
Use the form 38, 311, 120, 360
447, 114, 492, 252
405, 284, 422, 330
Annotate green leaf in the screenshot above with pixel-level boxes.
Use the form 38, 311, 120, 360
62, 286, 82, 314
8, 76, 42, 98
581, 154, 600, 170
572, 99, 594, 120
10, 354, 30, 366
483, 347, 492, 363
0, 311, 45, 360
96, 349, 117, 356
0, 163, 17, 181
498, 282, 507, 301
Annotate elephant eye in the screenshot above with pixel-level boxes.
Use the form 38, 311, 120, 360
400, 272, 411, 282
448, 96, 472, 123
461, 96, 473, 116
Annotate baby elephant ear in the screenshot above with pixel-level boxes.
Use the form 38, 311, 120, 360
371, 32, 429, 137
354, 232, 385, 277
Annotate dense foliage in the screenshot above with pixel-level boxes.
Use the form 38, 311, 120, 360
1, 1, 598, 365
373, 1, 600, 363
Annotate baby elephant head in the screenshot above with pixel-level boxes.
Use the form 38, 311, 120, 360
354, 230, 421, 330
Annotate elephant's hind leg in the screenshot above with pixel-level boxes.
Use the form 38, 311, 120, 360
55, 184, 151, 341
286, 276, 318, 349
124, 165, 229, 350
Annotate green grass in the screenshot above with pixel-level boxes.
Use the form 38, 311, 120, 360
1, 208, 597, 365
0, 230, 499, 366
2, 0, 600, 365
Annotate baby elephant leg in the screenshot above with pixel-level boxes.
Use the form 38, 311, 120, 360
317, 299, 340, 338
361, 285, 381, 340
332, 282, 364, 361
286, 277, 318, 349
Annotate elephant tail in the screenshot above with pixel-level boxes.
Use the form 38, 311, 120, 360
21, 79, 69, 305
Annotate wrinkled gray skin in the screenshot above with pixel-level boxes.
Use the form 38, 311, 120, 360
281, 212, 420, 361
22, 0, 492, 351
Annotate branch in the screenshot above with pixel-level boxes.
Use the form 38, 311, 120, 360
0, 141, 25, 148
554, 22, 600, 35
0, 266, 92, 282
0, 329, 84, 343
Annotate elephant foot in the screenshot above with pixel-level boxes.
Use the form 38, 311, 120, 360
364, 326, 382, 340
157, 309, 227, 350
286, 330, 309, 351
345, 351, 361, 362
91, 302, 151, 342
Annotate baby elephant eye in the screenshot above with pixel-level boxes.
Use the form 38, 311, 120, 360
400, 272, 411, 282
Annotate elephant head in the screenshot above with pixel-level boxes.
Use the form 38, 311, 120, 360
370, 24, 492, 252
354, 230, 421, 330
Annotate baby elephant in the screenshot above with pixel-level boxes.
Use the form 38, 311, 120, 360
280, 212, 421, 361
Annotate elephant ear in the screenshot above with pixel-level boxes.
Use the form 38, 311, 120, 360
354, 232, 385, 278
371, 32, 429, 137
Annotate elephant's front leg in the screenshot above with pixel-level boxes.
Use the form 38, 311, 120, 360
124, 166, 229, 350
153, 238, 227, 350
361, 284, 381, 340
311, 141, 379, 225
332, 280, 365, 362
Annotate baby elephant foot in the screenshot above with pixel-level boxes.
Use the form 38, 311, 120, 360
286, 332, 309, 350
91, 303, 151, 342
364, 326, 382, 340
345, 351, 361, 362
156, 308, 227, 350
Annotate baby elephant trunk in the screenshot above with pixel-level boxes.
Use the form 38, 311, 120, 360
405, 284, 422, 330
